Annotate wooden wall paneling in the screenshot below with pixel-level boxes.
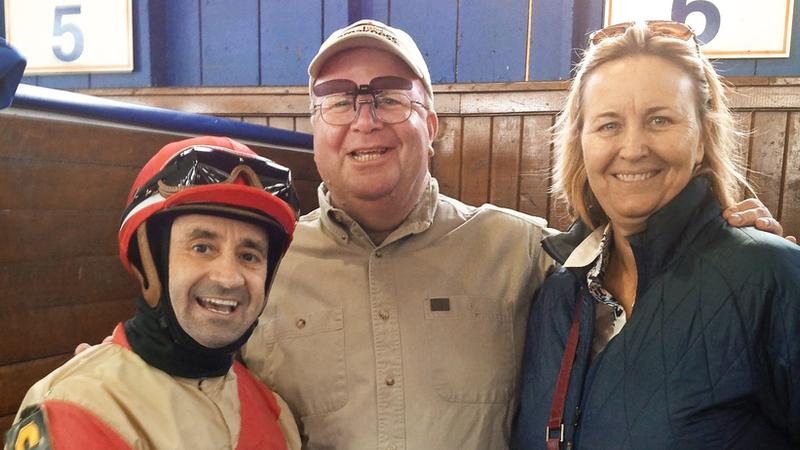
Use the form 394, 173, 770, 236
431, 117, 463, 199
0, 211, 119, 262
0, 415, 12, 438
457, 0, 529, 82
260, 0, 323, 85
267, 116, 295, 131
294, 116, 313, 133
0, 257, 137, 311
391, 0, 458, 83
460, 117, 492, 205
459, 90, 565, 115
730, 86, 800, 109
0, 298, 135, 366
547, 133, 572, 231
731, 111, 754, 199
201, 1, 260, 86
489, 116, 522, 209
781, 112, 800, 237
243, 116, 269, 126
0, 115, 177, 167
0, 354, 72, 429
1, 161, 137, 211
518, 115, 553, 219
292, 179, 321, 214
748, 111, 789, 215
93, 90, 311, 116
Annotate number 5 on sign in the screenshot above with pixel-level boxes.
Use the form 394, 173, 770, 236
604, 0, 795, 58
4, 0, 133, 74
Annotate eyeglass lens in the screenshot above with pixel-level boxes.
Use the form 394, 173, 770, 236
314, 76, 419, 125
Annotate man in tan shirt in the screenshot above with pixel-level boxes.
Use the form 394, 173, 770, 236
6, 136, 301, 450
241, 20, 787, 450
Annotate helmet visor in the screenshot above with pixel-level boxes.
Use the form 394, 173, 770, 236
124, 145, 300, 220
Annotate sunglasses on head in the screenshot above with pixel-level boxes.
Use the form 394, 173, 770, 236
589, 20, 700, 53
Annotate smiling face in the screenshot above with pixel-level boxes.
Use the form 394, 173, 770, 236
311, 47, 438, 213
168, 214, 269, 349
580, 54, 705, 236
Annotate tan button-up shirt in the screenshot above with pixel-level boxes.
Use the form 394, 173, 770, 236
243, 178, 554, 450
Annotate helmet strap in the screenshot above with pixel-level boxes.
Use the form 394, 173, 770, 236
132, 224, 162, 307
225, 165, 264, 189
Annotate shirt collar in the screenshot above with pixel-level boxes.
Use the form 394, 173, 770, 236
563, 223, 608, 268
317, 177, 440, 246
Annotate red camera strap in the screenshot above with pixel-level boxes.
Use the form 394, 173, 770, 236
546, 288, 584, 450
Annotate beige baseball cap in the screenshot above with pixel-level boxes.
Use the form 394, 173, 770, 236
308, 19, 434, 99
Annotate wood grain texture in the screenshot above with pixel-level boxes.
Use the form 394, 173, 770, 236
732, 112, 754, 199
0, 257, 137, 311
749, 111, 788, 214
0, 415, 12, 437
0, 211, 119, 262
490, 116, 522, 209
781, 112, 800, 237
0, 160, 137, 211
519, 115, 553, 219
0, 298, 135, 366
83, 79, 800, 232
460, 117, 492, 206
431, 117, 463, 199
268, 116, 295, 131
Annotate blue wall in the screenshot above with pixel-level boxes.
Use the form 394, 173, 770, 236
2, 0, 799, 89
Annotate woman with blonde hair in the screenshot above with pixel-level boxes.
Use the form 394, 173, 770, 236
512, 22, 799, 449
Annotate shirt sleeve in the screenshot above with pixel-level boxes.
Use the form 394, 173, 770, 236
5, 401, 131, 450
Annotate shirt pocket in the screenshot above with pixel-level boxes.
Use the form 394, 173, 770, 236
264, 306, 348, 417
422, 295, 516, 403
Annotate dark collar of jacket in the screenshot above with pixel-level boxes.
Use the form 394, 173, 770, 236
542, 176, 722, 286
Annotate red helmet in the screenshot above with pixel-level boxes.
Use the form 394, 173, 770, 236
119, 136, 299, 306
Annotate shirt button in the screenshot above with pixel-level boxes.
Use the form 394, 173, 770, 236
375, 250, 383, 257
379, 310, 390, 321
385, 376, 395, 386
340, 234, 347, 241
295, 318, 306, 329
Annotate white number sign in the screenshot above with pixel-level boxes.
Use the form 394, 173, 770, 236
604, 0, 795, 58
4, 0, 133, 74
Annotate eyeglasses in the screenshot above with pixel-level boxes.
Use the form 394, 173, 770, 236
588, 20, 700, 54
312, 76, 428, 126
125, 145, 300, 217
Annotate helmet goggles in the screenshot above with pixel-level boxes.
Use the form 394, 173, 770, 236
125, 144, 300, 219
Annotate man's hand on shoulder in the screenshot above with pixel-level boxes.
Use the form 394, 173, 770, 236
723, 198, 797, 244
74, 335, 113, 356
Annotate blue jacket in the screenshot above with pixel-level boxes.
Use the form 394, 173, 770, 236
512, 178, 800, 449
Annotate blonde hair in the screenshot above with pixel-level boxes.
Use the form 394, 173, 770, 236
552, 23, 751, 228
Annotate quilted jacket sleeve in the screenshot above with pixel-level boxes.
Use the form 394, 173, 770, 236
764, 244, 800, 444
